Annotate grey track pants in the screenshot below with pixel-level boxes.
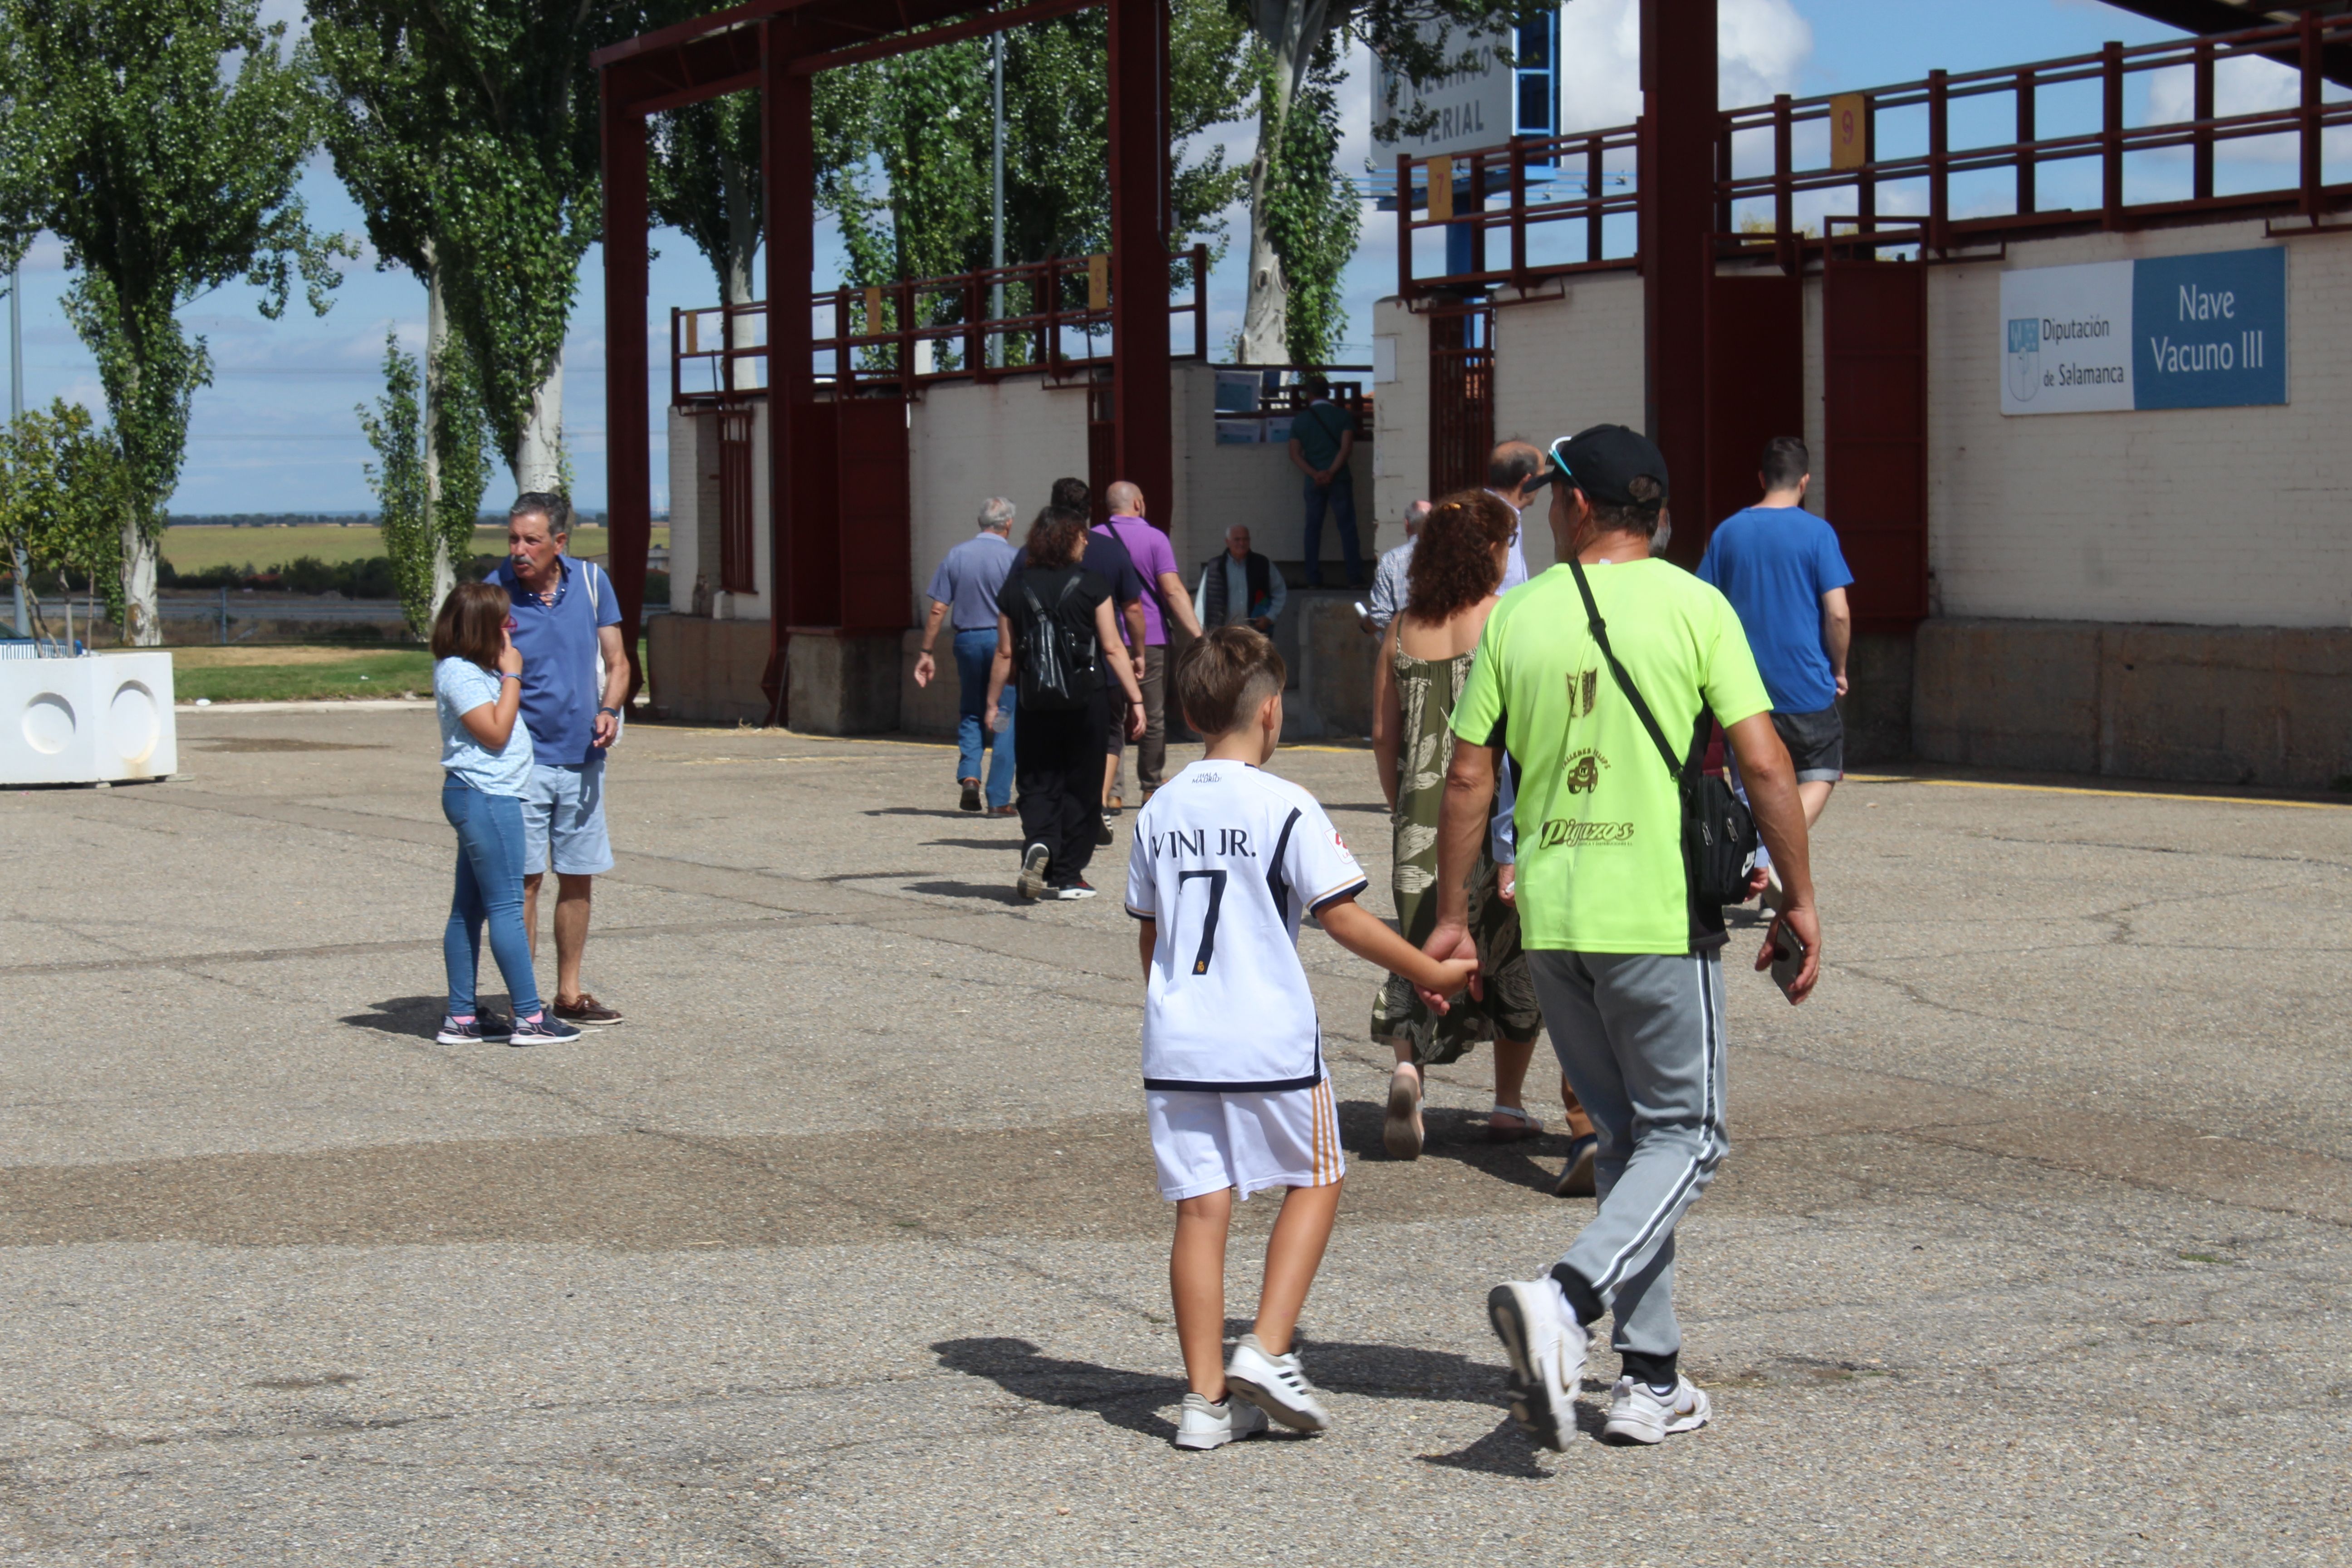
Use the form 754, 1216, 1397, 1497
1527, 949, 1728, 1374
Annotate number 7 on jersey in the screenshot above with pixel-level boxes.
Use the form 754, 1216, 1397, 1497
1175, 869, 1228, 975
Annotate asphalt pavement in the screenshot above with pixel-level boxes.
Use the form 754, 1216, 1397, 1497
0, 706, 2345, 1564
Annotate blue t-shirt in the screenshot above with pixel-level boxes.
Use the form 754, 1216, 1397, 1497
925, 530, 1023, 632
489, 555, 622, 768
1695, 505, 1855, 714
435, 657, 535, 796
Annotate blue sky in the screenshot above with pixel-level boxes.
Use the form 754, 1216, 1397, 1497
5, 0, 2198, 514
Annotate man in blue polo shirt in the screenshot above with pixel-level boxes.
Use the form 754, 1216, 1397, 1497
912, 496, 1024, 814
1695, 436, 1854, 903
491, 492, 630, 1028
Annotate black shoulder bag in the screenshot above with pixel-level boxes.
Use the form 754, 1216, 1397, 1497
1567, 557, 1759, 910
1015, 574, 1098, 711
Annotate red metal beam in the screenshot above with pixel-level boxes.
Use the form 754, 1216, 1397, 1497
1107, 0, 1171, 530
600, 74, 652, 701
761, 15, 819, 722
1641, 0, 1715, 568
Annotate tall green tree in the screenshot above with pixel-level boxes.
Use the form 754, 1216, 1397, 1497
0, 399, 129, 637
1233, 0, 1539, 366
309, 0, 496, 617
357, 329, 469, 639
0, 0, 347, 644
820, 0, 1254, 359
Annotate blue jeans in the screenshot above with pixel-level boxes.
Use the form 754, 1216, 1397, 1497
1303, 468, 1362, 586
441, 781, 542, 1019
955, 627, 1016, 808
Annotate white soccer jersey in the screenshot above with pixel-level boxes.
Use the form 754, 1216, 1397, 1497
1125, 760, 1369, 1091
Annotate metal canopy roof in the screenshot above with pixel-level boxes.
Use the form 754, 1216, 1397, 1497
2103, 0, 2352, 86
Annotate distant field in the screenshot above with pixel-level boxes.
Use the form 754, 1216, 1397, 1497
161, 524, 668, 575
172, 647, 435, 703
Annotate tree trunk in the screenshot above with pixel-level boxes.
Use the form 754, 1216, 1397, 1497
118, 519, 159, 647
423, 252, 457, 619
720, 139, 760, 393
510, 343, 565, 494
1239, 0, 1329, 366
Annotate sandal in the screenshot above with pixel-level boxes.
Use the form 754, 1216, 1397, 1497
1382, 1065, 1424, 1160
1487, 1104, 1545, 1143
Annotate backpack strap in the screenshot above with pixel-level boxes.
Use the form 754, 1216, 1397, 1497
1567, 556, 1690, 784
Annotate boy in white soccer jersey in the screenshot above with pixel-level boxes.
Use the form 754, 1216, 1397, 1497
1127, 625, 1479, 1450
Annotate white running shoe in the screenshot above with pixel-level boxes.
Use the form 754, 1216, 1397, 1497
1601, 1374, 1711, 1445
1224, 1334, 1330, 1433
1172, 1391, 1269, 1450
1487, 1278, 1587, 1452
1016, 843, 1051, 902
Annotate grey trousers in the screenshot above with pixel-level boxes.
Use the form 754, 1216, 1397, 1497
1527, 949, 1728, 1376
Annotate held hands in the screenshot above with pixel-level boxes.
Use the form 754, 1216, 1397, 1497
1419, 956, 1480, 1013
1416, 920, 1484, 1009
913, 650, 936, 689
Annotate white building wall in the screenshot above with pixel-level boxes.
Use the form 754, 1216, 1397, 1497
906, 377, 1092, 624
1928, 220, 2351, 628
1490, 274, 1646, 574
1370, 299, 1430, 558
665, 408, 707, 604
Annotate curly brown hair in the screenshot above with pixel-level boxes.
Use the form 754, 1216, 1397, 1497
1403, 489, 1516, 625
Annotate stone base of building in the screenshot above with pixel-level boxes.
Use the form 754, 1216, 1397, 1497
646, 614, 772, 725
785, 628, 903, 735
1915, 617, 2352, 789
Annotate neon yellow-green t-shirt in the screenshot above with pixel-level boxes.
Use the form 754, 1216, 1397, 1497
1450, 558, 1771, 954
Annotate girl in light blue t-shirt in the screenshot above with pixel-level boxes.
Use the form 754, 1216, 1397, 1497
431, 582, 578, 1046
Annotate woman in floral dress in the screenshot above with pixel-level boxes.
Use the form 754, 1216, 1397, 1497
1368, 491, 1595, 1192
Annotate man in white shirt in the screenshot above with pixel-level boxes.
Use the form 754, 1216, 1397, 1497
1485, 441, 1544, 594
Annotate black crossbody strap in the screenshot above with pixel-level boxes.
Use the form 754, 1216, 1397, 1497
1568, 556, 1689, 784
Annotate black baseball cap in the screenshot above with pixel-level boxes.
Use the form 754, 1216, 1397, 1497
1524, 423, 1670, 508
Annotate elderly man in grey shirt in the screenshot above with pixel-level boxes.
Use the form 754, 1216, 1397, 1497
1360, 498, 1432, 634
1193, 524, 1287, 633
914, 497, 1024, 814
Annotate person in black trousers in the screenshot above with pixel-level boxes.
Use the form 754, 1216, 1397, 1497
984, 506, 1146, 901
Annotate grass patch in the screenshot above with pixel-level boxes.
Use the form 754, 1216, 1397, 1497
160, 524, 665, 574
175, 647, 435, 704
2176, 1251, 2234, 1265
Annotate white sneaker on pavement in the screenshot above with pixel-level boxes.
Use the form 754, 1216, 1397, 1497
1487, 1277, 1587, 1452
1601, 1374, 1711, 1445
1173, 1391, 1269, 1450
1224, 1333, 1330, 1433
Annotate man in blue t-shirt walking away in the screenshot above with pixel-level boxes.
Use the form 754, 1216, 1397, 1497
913, 497, 1024, 815
1695, 437, 1853, 904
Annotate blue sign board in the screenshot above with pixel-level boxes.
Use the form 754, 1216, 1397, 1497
2130, 248, 2287, 410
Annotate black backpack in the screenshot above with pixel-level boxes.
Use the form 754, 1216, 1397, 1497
1014, 573, 1098, 711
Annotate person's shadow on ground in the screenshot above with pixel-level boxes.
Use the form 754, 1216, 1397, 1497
1332, 1097, 1568, 1198
932, 1332, 1572, 1472
340, 995, 460, 1040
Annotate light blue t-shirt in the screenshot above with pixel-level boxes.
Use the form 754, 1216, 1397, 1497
435, 657, 535, 796
1695, 505, 1855, 714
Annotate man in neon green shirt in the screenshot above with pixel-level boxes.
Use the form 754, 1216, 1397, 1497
1424, 424, 1824, 1451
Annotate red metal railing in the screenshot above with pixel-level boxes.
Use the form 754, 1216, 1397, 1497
673, 245, 1211, 405
1400, 10, 2352, 296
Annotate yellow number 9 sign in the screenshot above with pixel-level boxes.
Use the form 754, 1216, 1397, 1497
1830, 93, 1868, 171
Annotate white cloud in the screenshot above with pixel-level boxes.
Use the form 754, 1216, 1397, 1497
1559, 0, 1814, 132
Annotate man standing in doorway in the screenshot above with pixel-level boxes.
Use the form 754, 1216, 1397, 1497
493, 492, 631, 1028
1289, 375, 1363, 588
1096, 481, 1201, 802
1485, 440, 1543, 593
1195, 524, 1286, 634
1424, 426, 1822, 1450
914, 497, 1024, 815
1695, 437, 1853, 904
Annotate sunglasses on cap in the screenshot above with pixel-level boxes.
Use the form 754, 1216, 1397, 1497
1519, 436, 1575, 495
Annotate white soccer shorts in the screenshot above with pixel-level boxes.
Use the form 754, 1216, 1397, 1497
1146, 1078, 1344, 1202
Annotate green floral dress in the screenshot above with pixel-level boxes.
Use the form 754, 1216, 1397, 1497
1370, 645, 1542, 1066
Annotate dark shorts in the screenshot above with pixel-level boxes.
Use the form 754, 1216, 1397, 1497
1772, 704, 1844, 783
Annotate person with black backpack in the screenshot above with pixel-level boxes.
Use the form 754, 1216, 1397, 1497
985, 506, 1147, 901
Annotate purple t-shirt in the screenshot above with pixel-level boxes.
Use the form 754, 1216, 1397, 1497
1095, 516, 1179, 645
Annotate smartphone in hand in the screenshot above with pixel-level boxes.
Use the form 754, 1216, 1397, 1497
1769, 922, 1808, 1000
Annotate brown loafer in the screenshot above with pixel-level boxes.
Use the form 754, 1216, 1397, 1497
986, 804, 1018, 817
554, 992, 623, 1027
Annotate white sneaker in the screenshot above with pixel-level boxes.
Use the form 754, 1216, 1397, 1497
1601, 1374, 1711, 1445
1224, 1334, 1330, 1433
1173, 1391, 1268, 1450
1016, 843, 1051, 902
1487, 1278, 1587, 1452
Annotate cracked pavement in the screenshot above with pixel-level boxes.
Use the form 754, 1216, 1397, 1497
0, 706, 2346, 1564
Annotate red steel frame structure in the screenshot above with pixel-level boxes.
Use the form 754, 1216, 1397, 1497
593, 0, 1172, 710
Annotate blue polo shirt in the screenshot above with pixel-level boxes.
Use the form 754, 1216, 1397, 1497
489, 554, 621, 768
925, 530, 1022, 632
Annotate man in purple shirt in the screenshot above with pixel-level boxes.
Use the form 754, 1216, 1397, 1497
1095, 481, 1202, 801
